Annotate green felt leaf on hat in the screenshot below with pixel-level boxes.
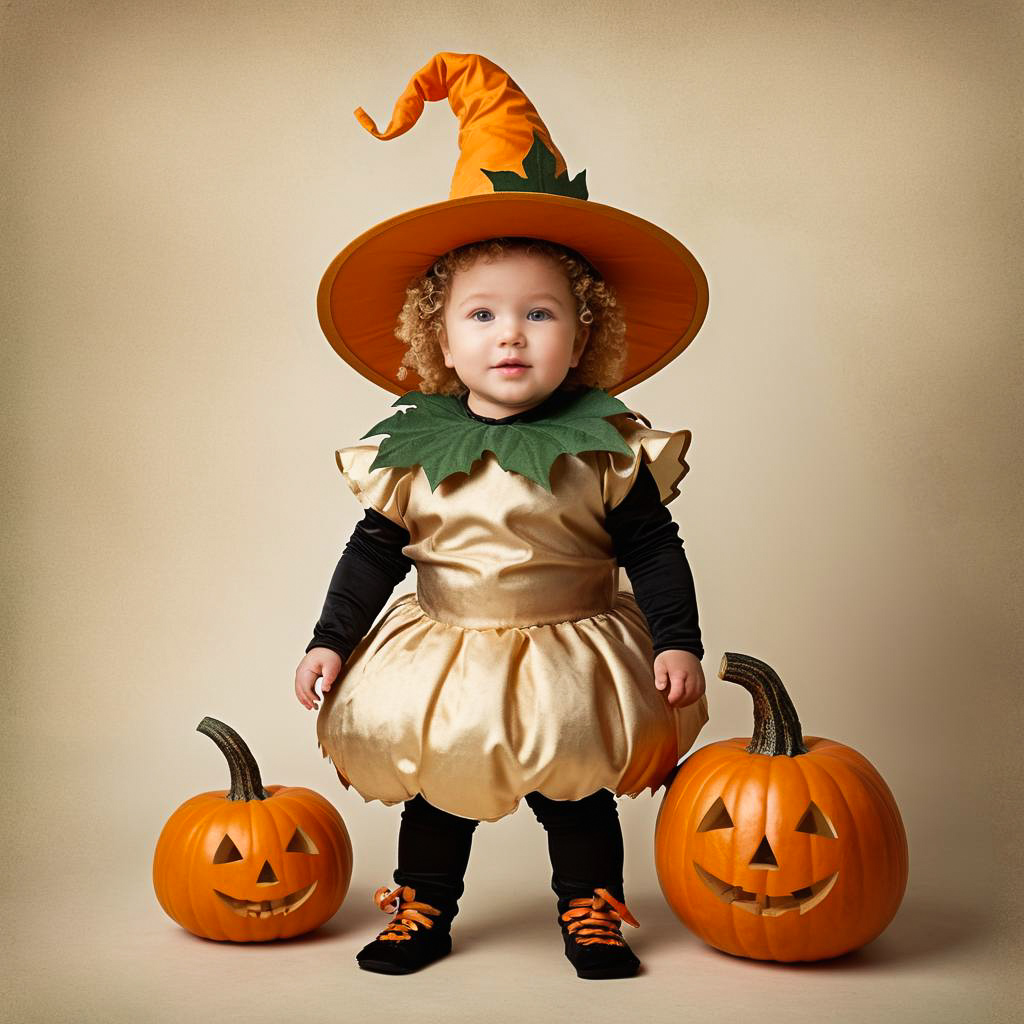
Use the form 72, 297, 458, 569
481, 131, 589, 200
361, 387, 635, 492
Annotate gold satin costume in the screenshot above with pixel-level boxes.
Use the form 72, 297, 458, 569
316, 412, 709, 822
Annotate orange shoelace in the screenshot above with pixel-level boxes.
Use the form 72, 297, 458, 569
560, 888, 640, 947
371, 884, 442, 942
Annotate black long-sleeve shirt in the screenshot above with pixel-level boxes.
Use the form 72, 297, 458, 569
307, 398, 703, 662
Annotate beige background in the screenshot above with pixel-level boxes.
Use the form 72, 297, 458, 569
3, 1, 1021, 1021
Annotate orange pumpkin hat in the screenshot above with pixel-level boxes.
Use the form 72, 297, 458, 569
318, 52, 709, 395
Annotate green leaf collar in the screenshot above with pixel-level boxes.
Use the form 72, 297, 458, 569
362, 387, 636, 492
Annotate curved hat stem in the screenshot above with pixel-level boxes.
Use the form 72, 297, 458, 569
352, 51, 570, 199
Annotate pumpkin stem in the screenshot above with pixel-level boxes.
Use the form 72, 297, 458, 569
718, 653, 808, 757
197, 717, 270, 801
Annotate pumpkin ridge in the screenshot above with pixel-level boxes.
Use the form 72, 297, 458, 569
807, 746, 904, 830
268, 790, 345, 867
793, 756, 834, 959
166, 795, 224, 935
250, 797, 274, 872
760, 755, 779, 960
679, 752, 724, 898
813, 748, 910, 905
797, 763, 818, 961
807, 754, 866, 955
192, 804, 230, 939
721, 755, 758, 958
850, 768, 900, 944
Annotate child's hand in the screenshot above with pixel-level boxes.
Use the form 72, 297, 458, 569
653, 650, 705, 708
295, 648, 344, 711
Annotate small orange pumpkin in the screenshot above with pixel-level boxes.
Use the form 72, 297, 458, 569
656, 653, 908, 961
153, 717, 353, 942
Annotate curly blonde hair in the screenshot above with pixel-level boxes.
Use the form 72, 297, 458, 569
393, 237, 627, 395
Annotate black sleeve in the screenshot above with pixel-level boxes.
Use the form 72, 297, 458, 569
306, 508, 414, 660
605, 460, 704, 660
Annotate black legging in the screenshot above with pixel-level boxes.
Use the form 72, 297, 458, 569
392, 789, 625, 913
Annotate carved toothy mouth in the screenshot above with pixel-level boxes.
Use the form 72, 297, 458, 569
214, 881, 318, 919
694, 863, 838, 916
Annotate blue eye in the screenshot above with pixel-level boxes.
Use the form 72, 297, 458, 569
528, 309, 553, 321
471, 310, 494, 322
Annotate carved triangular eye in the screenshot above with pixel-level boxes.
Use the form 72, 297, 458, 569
696, 796, 734, 832
286, 826, 319, 855
213, 834, 243, 863
795, 802, 837, 839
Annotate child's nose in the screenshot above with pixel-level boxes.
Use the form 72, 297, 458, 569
496, 320, 528, 343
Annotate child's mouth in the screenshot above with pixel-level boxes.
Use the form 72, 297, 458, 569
494, 364, 528, 376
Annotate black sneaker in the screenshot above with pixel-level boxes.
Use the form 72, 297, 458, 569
355, 884, 455, 975
556, 887, 641, 980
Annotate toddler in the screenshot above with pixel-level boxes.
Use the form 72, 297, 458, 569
293, 53, 711, 980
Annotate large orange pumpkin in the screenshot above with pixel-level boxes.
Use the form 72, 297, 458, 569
655, 653, 908, 961
153, 717, 353, 942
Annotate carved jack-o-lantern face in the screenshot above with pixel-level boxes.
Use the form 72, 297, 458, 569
153, 718, 354, 942
692, 795, 839, 917
211, 825, 323, 921
655, 654, 908, 962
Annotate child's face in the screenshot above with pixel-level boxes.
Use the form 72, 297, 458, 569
439, 249, 590, 418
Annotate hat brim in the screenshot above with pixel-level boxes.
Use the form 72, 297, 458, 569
317, 192, 708, 395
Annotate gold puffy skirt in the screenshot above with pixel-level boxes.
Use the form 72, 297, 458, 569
316, 587, 709, 822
